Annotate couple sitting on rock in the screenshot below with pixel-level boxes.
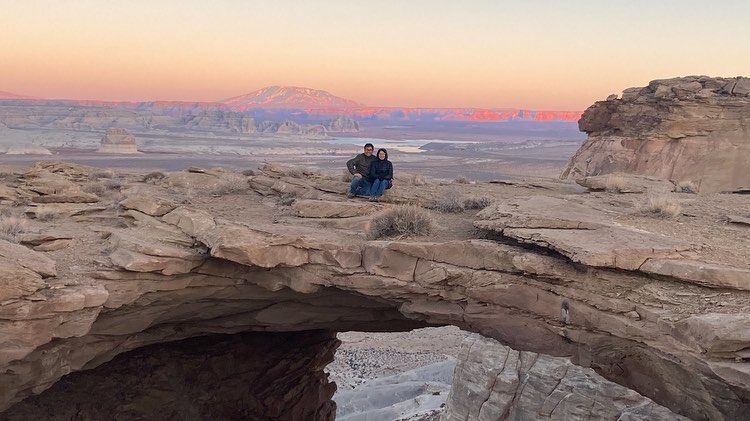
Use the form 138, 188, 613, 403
346, 143, 393, 203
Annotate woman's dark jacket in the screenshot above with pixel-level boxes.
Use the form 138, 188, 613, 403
370, 158, 393, 181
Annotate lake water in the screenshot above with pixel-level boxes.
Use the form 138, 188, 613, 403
328, 137, 476, 153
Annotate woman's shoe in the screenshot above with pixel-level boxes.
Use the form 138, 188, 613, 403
368, 196, 376, 202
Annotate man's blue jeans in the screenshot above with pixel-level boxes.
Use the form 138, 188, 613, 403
350, 176, 372, 196
371, 179, 389, 198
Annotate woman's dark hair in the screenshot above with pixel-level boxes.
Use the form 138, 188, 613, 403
376, 148, 388, 160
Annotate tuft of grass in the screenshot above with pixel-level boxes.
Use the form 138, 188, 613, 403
368, 205, 433, 240
464, 196, 493, 210
211, 174, 248, 195
82, 182, 106, 196
35, 208, 61, 221
674, 180, 699, 194
605, 174, 628, 193
0, 216, 27, 243
431, 189, 465, 213
142, 171, 166, 183
278, 192, 297, 206
105, 178, 123, 190
453, 175, 470, 184
242, 169, 256, 176
89, 169, 116, 180
641, 193, 682, 218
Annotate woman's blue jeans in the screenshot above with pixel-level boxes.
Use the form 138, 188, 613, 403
371, 179, 389, 197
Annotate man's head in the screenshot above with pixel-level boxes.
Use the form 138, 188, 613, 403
363, 143, 374, 156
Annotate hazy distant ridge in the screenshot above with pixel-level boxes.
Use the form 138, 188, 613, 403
0, 86, 582, 122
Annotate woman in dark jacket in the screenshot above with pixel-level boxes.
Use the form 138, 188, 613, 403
368, 148, 393, 202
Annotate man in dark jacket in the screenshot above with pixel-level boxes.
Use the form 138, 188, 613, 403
346, 143, 375, 198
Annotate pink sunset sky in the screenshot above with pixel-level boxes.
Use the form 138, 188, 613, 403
2, 0, 749, 110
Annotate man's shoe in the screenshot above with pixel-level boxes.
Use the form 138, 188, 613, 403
347, 192, 355, 199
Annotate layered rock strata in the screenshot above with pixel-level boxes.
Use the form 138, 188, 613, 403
1, 162, 749, 420
98, 128, 138, 153
442, 334, 688, 420
562, 76, 750, 192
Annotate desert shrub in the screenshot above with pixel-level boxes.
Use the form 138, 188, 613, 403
368, 205, 433, 239
431, 189, 465, 213
453, 175, 470, 184
464, 196, 493, 210
89, 169, 116, 180
341, 169, 353, 182
278, 192, 297, 206
142, 171, 166, 183
641, 193, 682, 218
242, 169, 255, 176
105, 178, 123, 190
674, 180, 699, 194
402, 173, 428, 186
82, 182, 106, 196
605, 174, 628, 193
0, 216, 26, 243
35, 208, 61, 221
211, 174, 248, 195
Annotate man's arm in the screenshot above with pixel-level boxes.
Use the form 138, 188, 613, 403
346, 155, 358, 175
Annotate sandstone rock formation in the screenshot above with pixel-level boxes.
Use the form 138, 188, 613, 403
1, 162, 750, 420
98, 128, 138, 153
324, 116, 360, 133
182, 110, 257, 133
442, 334, 688, 420
562, 76, 750, 192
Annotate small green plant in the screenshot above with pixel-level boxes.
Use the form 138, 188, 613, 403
368, 205, 433, 239
431, 189, 465, 213
143, 171, 166, 183
242, 169, 256, 176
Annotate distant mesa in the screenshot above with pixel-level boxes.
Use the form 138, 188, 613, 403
562, 75, 750, 192
2, 145, 52, 155
0, 90, 32, 100
222, 86, 362, 111
324, 116, 360, 133
99, 128, 139, 154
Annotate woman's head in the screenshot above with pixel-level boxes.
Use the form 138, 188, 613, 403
376, 148, 388, 160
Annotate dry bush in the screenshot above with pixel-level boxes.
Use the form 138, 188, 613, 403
464, 196, 493, 210
142, 171, 166, 183
431, 189, 465, 213
401, 173, 428, 186
453, 175, 470, 184
278, 192, 297, 206
0, 216, 27, 243
211, 174, 248, 195
605, 174, 628, 193
641, 193, 682, 218
368, 205, 433, 240
36, 208, 61, 221
242, 169, 256, 176
674, 180, 699, 194
341, 169, 353, 182
82, 182, 106, 196
105, 178, 123, 190
89, 169, 116, 180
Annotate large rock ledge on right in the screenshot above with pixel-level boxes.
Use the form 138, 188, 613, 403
562, 76, 750, 193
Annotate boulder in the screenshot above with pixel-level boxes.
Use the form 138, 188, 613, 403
563, 76, 750, 192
